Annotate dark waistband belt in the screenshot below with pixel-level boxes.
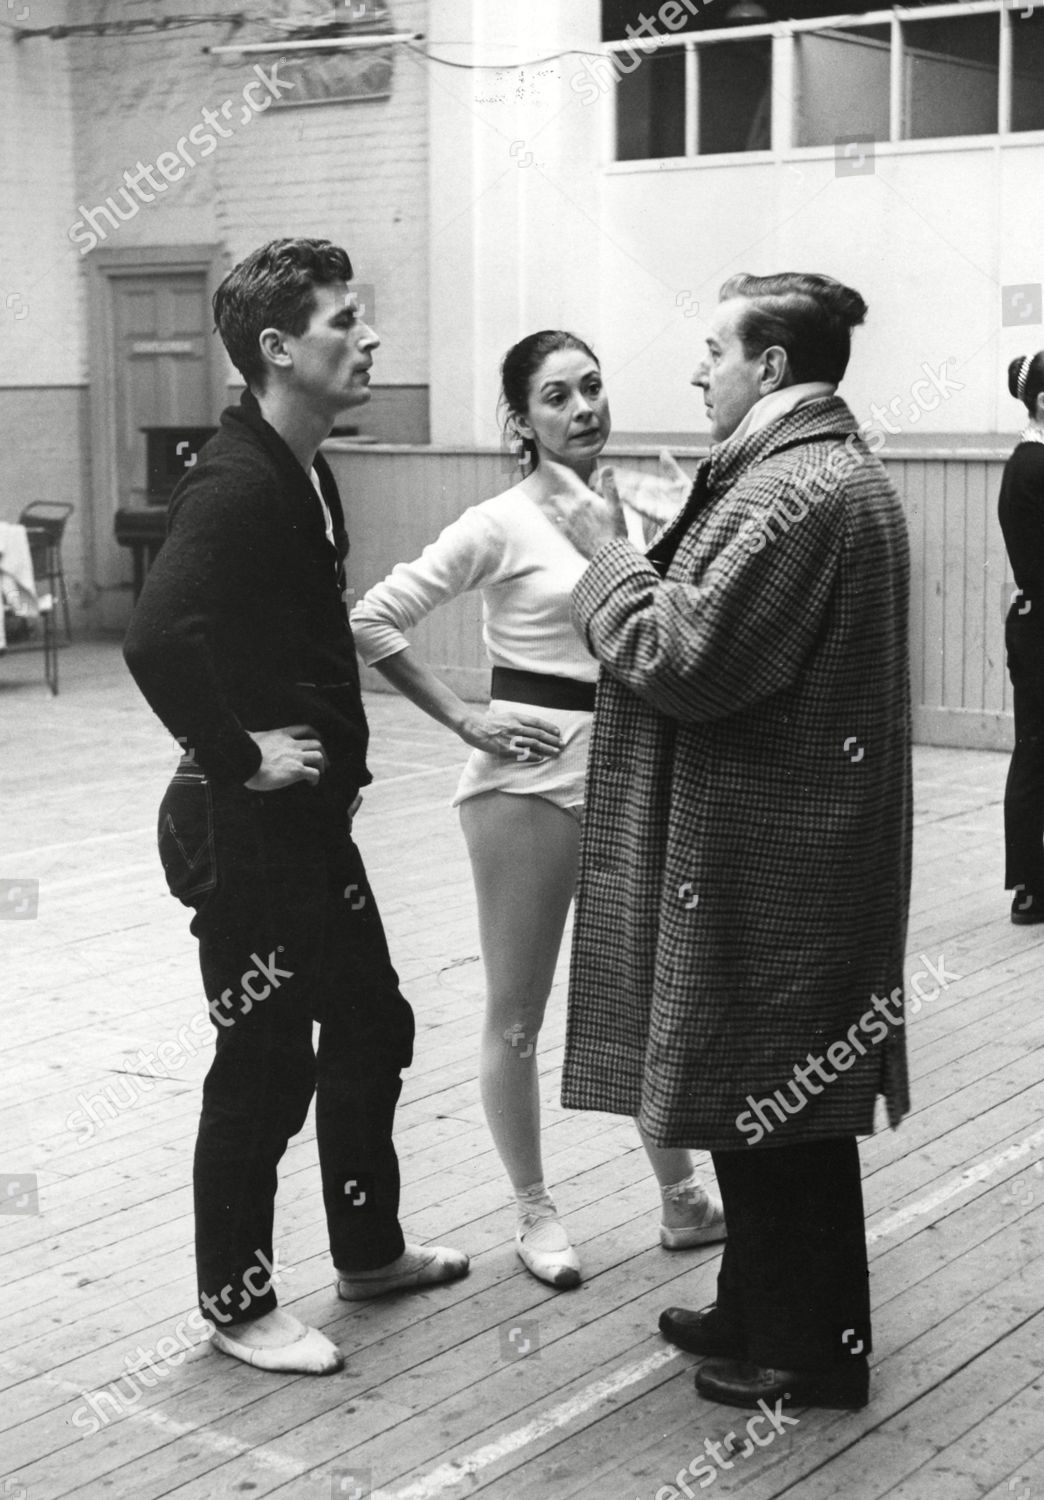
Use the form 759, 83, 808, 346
491, 666, 596, 712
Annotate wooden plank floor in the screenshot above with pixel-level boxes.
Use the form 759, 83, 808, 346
1, 641, 1042, 1500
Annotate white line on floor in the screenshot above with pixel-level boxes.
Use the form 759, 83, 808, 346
868, 1122, 1044, 1242
8, 767, 456, 863
383, 1346, 681, 1500
37, 1369, 308, 1483
382, 1138, 1044, 1499
21, 1129, 1043, 1498
371, 764, 463, 787
6, 827, 154, 860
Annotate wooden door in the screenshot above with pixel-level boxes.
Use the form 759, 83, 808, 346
112, 273, 214, 510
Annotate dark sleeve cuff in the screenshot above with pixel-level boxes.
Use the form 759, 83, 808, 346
184, 721, 263, 784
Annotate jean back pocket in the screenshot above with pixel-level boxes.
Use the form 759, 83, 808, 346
158, 770, 218, 906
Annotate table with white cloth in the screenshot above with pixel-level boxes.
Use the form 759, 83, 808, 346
0, 521, 40, 651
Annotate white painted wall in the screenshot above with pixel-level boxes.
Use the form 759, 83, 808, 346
426, 0, 604, 448
597, 141, 1034, 441
0, 0, 83, 388
427, 0, 1044, 446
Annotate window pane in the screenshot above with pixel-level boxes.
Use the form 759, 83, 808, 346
615, 48, 686, 160
1012, 9, 1044, 133
902, 16, 999, 140
699, 40, 772, 154
795, 26, 890, 147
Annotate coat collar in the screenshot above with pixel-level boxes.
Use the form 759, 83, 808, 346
706, 393, 859, 495
647, 395, 860, 569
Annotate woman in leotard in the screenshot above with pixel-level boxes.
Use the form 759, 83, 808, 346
350, 331, 725, 1287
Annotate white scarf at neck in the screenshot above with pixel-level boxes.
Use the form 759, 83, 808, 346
725, 381, 836, 448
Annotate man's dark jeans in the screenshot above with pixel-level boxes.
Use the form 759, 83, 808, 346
158, 760, 415, 1326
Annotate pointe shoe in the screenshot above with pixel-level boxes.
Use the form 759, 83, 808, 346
335, 1242, 470, 1301
210, 1310, 343, 1374
515, 1205, 582, 1289
659, 1176, 727, 1249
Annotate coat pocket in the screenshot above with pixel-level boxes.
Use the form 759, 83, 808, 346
157, 771, 218, 905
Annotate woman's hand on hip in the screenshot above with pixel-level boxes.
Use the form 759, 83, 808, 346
459, 710, 563, 762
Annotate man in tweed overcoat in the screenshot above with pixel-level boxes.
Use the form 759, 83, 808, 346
543, 272, 911, 1412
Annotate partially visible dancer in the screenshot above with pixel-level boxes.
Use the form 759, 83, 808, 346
124, 238, 468, 1376
999, 350, 1044, 923
548, 273, 911, 1411
350, 331, 725, 1290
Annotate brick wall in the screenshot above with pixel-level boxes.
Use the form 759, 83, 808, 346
67, 0, 429, 387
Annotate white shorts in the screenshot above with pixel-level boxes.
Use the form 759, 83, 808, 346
451, 700, 591, 815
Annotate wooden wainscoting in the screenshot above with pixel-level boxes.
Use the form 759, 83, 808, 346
326, 442, 1019, 752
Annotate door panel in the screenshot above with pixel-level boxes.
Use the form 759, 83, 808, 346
112, 272, 213, 511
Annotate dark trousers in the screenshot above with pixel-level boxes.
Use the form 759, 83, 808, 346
1004, 615, 1044, 894
710, 1137, 871, 1370
157, 763, 415, 1326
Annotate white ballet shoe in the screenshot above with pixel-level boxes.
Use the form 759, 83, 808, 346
335, 1242, 470, 1301
515, 1193, 582, 1289
659, 1175, 727, 1249
210, 1309, 343, 1374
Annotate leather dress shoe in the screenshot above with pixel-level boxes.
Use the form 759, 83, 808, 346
1011, 890, 1044, 924
658, 1304, 744, 1358
695, 1356, 869, 1411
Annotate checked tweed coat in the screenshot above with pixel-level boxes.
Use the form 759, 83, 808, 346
561, 396, 912, 1150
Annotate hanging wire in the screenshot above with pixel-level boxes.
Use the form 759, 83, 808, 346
0, 5, 610, 67
4, 13, 250, 40
403, 42, 605, 69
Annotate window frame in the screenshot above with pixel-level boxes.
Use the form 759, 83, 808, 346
602, 0, 1044, 167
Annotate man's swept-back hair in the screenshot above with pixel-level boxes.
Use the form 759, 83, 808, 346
719, 271, 868, 386
212, 237, 354, 389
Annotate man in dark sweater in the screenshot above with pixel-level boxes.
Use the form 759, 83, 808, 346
124, 238, 468, 1375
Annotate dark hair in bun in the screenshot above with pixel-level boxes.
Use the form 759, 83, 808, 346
1007, 352, 1044, 414
499, 330, 599, 470
719, 271, 868, 386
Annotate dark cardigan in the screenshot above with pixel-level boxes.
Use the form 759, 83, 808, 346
999, 440, 1044, 602
124, 390, 370, 802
